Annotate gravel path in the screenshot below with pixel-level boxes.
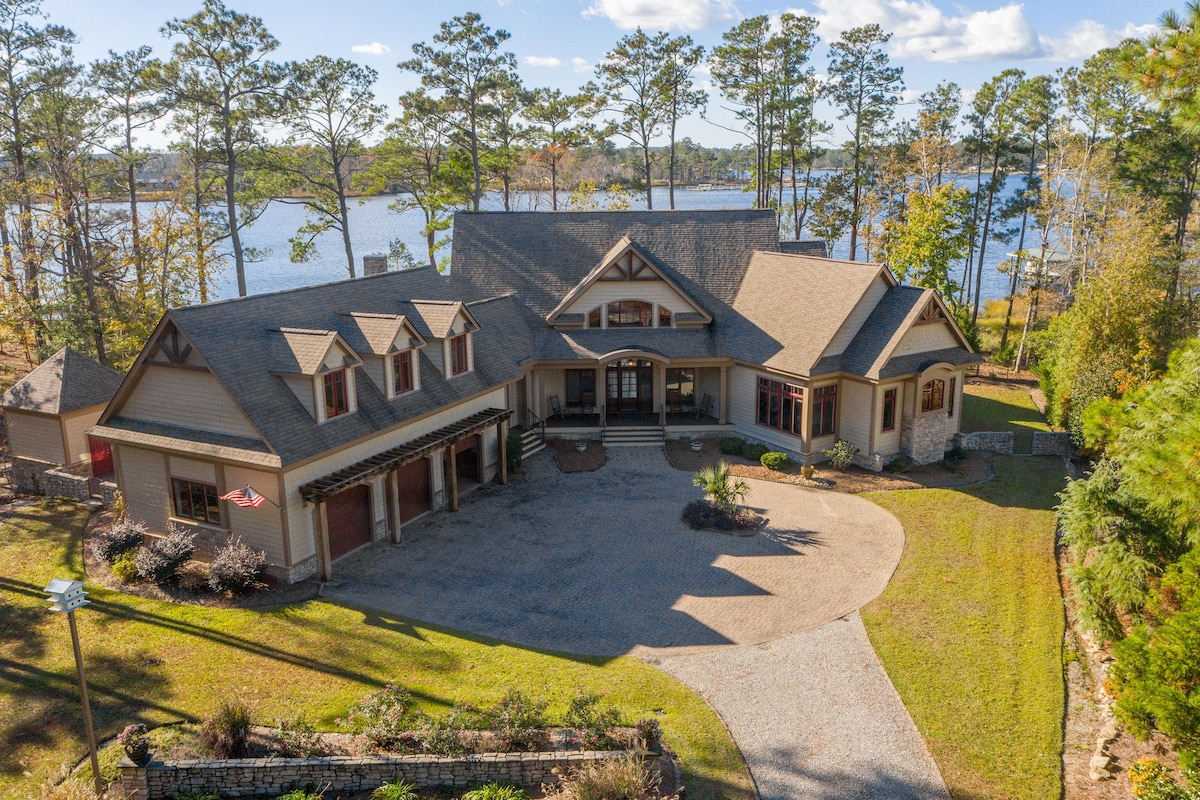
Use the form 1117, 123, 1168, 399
655, 613, 951, 800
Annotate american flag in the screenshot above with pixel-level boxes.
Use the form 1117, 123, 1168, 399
220, 485, 268, 509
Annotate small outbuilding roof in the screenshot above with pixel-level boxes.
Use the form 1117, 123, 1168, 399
0, 347, 123, 415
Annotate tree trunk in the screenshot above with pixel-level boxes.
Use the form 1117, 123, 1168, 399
550, 158, 558, 211
222, 98, 247, 297
971, 152, 1001, 325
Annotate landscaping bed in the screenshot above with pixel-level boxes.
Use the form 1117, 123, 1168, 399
546, 439, 606, 472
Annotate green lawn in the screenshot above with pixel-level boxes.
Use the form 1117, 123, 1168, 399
0, 500, 754, 799
861, 456, 1066, 800
961, 383, 1050, 452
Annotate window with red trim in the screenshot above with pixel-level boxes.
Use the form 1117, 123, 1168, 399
921, 379, 945, 412
324, 369, 349, 418
756, 377, 804, 435
392, 350, 414, 395
882, 388, 896, 432
607, 300, 653, 327
451, 334, 469, 375
172, 478, 220, 525
812, 385, 837, 437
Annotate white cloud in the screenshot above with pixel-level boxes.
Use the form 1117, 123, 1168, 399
572, 57, 592, 73
582, 0, 740, 32
352, 42, 392, 57
524, 55, 563, 67
1040, 20, 1159, 60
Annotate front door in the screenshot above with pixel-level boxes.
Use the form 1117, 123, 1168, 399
606, 359, 653, 413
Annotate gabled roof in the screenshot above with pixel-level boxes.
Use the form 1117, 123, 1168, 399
1, 347, 123, 415
339, 313, 426, 356
270, 328, 362, 376
725, 252, 891, 376
407, 300, 479, 339
545, 237, 712, 325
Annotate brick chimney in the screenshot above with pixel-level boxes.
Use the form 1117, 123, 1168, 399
362, 253, 388, 276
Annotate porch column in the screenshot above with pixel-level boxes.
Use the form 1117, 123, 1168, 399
719, 366, 729, 424
385, 469, 402, 543
595, 365, 606, 429
656, 365, 667, 426
315, 500, 333, 581
497, 419, 508, 485
447, 444, 459, 512
524, 372, 534, 427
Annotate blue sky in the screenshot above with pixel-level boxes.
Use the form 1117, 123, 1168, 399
44, 0, 1163, 148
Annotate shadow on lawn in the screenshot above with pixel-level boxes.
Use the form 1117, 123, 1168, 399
950, 455, 1067, 512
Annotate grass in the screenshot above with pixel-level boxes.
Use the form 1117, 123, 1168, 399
861, 456, 1066, 800
0, 500, 754, 800
961, 383, 1050, 452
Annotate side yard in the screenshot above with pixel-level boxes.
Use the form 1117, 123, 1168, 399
0, 500, 754, 800
861, 456, 1066, 800
961, 374, 1050, 452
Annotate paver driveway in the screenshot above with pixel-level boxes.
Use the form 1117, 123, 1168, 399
323, 447, 904, 656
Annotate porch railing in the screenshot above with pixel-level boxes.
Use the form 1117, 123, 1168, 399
526, 408, 546, 441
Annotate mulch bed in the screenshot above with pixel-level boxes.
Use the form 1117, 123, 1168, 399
665, 439, 992, 493
546, 439, 606, 472
83, 509, 319, 610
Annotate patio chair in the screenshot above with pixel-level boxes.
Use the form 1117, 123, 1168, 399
548, 393, 565, 418
695, 393, 713, 419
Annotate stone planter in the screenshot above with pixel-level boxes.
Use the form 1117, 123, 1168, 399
689, 440, 703, 452
575, 442, 588, 452
124, 740, 150, 763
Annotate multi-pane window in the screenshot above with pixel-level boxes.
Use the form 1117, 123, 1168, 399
812, 384, 837, 438
756, 377, 804, 435
451, 333, 469, 375
658, 306, 672, 327
607, 300, 653, 327
324, 369, 349, 418
172, 478, 220, 525
392, 350, 414, 395
565, 369, 596, 406
587, 307, 602, 328
882, 388, 897, 432
921, 379, 945, 412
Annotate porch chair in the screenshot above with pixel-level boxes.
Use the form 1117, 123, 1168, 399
695, 393, 713, 419
548, 393, 565, 418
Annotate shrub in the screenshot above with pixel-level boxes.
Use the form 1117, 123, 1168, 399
276, 790, 324, 800
134, 523, 196, 584
490, 689, 548, 752
821, 439, 858, 470
718, 437, 744, 455
199, 699, 251, 759
418, 704, 479, 756
564, 692, 621, 751
740, 442, 768, 462
635, 718, 662, 750
1128, 759, 1200, 799
38, 777, 100, 800
208, 537, 268, 594
341, 684, 416, 750
544, 754, 664, 800
505, 431, 524, 473
681, 499, 758, 532
274, 712, 321, 757
110, 550, 140, 583
759, 451, 789, 471
92, 515, 146, 562
461, 783, 530, 800
692, 461, 749, 513
883, 454, 917, 474
370, 780, 420, 800
943, 445, 969, 464
170, 793, 222, 800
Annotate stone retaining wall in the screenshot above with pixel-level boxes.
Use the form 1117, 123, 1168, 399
120, 749, 653, 800
954, 431, 1015, 455
42, 467, 91, 501
1031, 431, 1076, 457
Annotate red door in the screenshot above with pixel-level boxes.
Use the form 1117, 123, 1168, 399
395, 459, 431, 523
88, 436, 114, 478
326, 485, 371, 560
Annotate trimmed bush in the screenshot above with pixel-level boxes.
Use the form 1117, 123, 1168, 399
718, 436, 744, 455
273, 712, 320, 757
759, 451, 789, 471
505, 431, 524, 473
884, 454, 917, 474
208, 537, 268, 594
134, 523, 196, 584
200, 699, 251, 759
490, 689, 549, 752
93, 515, 147, 562
110, 550, 140, 583
341, 683, 416, 750
821, 439, 859, 470
418, 704, 479, 756
741, 442, 768, 462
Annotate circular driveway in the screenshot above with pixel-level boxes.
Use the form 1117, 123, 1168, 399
323, 447, 905, 657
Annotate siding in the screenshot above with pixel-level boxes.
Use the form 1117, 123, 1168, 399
838, 379, 873, 455
892, 321, 960, 357
362, 357, 387, 397
119, 445, 171, 533
223, 464, 286, 564
820, 275, 890, 358
62, 407, 103, 464
120, 365, 262, 439
7, 410, 67, 464
282, 389, 507, 565
564, 280, 696, 318
726, 366, 806, 457
695, 368, 721, 409
281, 375, 316, 418
875, 382, 904, 456
169, 456, 217, 484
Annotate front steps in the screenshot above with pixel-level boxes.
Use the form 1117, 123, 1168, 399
602, 425, 665, 447
518, 427, 546, 459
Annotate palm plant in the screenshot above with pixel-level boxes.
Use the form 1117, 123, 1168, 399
693, 461, 750, 513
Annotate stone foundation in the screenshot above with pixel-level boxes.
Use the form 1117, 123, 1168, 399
119, 749, 654, 800
954, 431, 1015, 455
1031, 431, 1075, 457
902, 412, 957, 465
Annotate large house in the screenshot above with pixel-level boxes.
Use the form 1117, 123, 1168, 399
92, 210, 978, 582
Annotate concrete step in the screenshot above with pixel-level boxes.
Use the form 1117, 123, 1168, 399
521, 441, 546, 458
602, 427, 665, 447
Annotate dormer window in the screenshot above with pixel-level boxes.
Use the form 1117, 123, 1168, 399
659, 306, 672, 328
451, 333, 470, 376
324, 369, 350, 418
392, 351, 415, 395
608, 300, 652, 328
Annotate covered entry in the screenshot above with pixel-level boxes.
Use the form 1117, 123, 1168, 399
395, 458, 431, 523
326, 484, 371, 560
454, 435, 481, 484
606, 358, 653, 413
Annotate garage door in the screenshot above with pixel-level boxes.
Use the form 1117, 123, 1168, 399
395, 458, 431, 523
326, 484, 371, 560
455, 435, 480, 484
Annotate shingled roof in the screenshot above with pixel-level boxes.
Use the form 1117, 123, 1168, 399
1, 347, 123, 415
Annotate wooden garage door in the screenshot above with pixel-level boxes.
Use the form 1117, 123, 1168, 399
395, 458, 431, 523
326, 485, 371, 560
455, 435, 480, 483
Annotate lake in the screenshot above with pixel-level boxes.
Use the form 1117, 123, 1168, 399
218, 179, 1025, 304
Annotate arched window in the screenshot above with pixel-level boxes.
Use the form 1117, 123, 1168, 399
587, 306, 602, 328
607, 300, 653, 328
921, 379, 945, 412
